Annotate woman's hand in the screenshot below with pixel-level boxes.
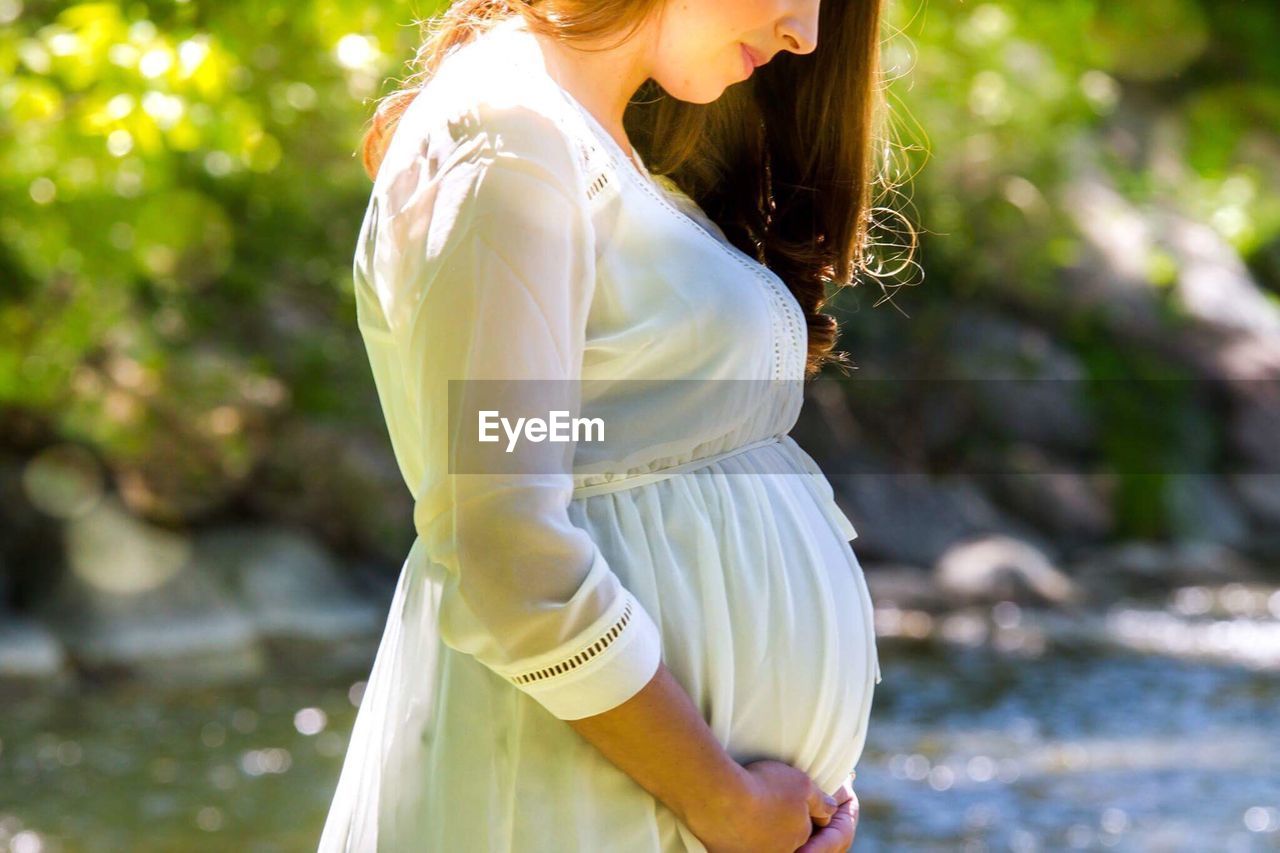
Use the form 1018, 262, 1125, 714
563, 664, 856, 852
795, 779, 858, 852
684, 759, 841, 853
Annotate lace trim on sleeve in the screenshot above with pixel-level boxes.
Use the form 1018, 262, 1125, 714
509, 598, 635, 686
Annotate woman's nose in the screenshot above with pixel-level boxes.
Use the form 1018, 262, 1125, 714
776, 6, 819, 54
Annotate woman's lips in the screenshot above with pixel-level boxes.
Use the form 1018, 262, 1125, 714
740, 43, 765, 77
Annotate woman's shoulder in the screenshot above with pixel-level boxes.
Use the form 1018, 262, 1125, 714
381, 21, 592, 192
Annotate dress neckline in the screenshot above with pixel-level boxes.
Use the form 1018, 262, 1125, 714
554, 84, 652, 183
489, 16, 653, 186
481, 16, 808, 382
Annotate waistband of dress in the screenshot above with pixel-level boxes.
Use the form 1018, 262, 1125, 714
571, 434, 789, 500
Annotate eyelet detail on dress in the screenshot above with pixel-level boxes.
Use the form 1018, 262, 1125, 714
553, 92, 806, 382
509, 599, 634, 685
642, 184, 806, 382
585, 170, 611, 202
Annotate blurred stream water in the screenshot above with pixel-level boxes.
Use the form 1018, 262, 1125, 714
1, 628, 1278, 852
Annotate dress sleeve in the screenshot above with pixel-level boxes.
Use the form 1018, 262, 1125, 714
375, 101, 663, 721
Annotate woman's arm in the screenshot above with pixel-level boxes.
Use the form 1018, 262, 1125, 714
381, 102, 665, 721
567, 661, 842, 852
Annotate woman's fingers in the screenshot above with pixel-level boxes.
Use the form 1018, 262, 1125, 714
807, 780, 838, 828
795, 805, 855, 852
796, 786, 858, 852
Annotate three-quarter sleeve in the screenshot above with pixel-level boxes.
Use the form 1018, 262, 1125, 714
373, 101, 662, 720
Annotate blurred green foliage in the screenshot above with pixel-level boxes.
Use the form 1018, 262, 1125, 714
1, 0, 1277, 537
2, 0, 450, 520
880, 0, 1279, 301
877, 0, 1277, 535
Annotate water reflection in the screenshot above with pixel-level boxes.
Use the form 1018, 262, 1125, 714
1, 628, 1277, 851
861, 646, 1280, 852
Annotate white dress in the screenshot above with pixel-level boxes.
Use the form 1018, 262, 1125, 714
319, 15, 880, 852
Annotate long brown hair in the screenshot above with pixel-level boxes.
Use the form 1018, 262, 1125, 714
360, 0, 911, 380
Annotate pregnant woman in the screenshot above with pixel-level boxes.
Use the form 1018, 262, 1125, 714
320, 0, 890, 850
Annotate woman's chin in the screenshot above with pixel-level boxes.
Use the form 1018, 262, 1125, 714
655, 73, 740, 105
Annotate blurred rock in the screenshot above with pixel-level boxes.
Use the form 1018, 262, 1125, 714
862, 563, 949, 612
38, 496, 265, 682
1231, 473, 1280, 526
1229, 376, 1280, 476
797, 377, 875, 465
933, 534, 1083, 607
1229, 473, 1280, 558
977, 444, 1115, 547
1069, 539, 1265, 601
0, 611, 67, 680
198, 524, 383, 642
942, 309, 1096, 452
1164, 475, 1253, 549
832, 471, 1051, 567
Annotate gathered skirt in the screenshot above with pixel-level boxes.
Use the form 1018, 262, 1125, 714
318, 435, 880, 852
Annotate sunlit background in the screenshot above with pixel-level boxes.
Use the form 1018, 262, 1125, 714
2, 0, 1279, 850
